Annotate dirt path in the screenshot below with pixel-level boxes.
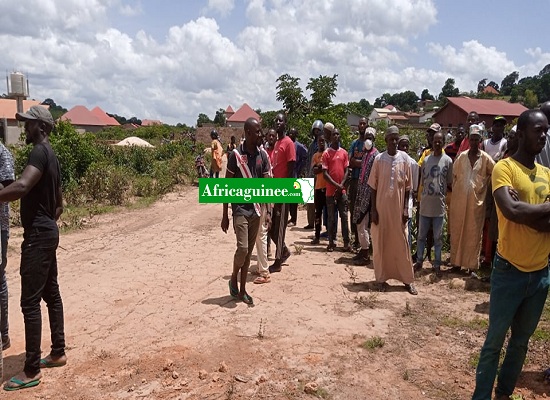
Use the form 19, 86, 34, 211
2, 186, 549, 399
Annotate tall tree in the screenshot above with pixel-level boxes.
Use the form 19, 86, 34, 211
439, 78, 460, 101
500, 71, 519, 95
524, 89, 538, 108
538, 63, 550, 77
477, 78, 487, 93
420, 88, 435, 101
306, 74, 338, 111
196, 113, 212, 127
276, 74, 306, 117
213, 108, 226, 126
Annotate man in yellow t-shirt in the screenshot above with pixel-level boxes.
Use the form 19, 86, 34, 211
472, 110, 550, 400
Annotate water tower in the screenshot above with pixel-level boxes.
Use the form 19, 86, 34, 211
6, 71, 29, 113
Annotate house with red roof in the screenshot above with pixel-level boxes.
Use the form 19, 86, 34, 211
433, 97, 527, 128
60, 105, 120, 133
226, 103, 260, 128
0, 98, 47, 144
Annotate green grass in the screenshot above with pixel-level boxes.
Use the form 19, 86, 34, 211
361, 336, 384, 350
441, 316, 488, 330
531, 328, 550, 342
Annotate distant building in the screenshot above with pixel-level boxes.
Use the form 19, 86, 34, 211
0, 98, 46, 144
142, 119, 163, 126
346, 112, 365, 132
60, 105, 120, 133
433, 97, 527, 128
225, 103, 261, 128
368, 105, 400, 123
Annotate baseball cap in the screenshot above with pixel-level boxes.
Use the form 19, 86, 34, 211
493, 115, 506, 124
398, 135, 410, 143
324, 122, 335, 133
469, 124, 482, 137
365, 127, 377, 136
427, 123, 441, 132
16, 105, 54, 127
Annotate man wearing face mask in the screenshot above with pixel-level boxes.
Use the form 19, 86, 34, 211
348, 117, 369, 251
351, 127, 378, 265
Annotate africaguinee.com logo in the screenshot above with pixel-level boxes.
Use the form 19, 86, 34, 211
199, 178, 314, 204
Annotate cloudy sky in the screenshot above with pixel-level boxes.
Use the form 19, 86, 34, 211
1, 0, 548, 126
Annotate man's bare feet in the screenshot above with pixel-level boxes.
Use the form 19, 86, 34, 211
40, 353, 67, 368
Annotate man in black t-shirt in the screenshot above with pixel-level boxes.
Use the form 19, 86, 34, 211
221, 118, 270, 305
1, 106, 66, 391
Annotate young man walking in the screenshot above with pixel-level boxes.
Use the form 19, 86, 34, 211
3, 106, 66, 391
268, 113, 295, 273
221, 118, 270, 304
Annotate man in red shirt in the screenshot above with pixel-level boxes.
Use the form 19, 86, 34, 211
268, 113, 296, 273
322, 129, 350, 252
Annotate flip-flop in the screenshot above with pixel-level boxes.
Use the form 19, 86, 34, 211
239, 292, 254, 305
40, 357, 67, 368
4, 377, 40, 391
228, 281, 238, 298
253, 276, 271, 284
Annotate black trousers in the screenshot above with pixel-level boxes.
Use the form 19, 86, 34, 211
289, 203, 298, 224
20, 228, 65, 374
269, 204, 289, 260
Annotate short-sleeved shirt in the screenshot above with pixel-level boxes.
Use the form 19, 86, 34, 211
0, 143, 14, 231
226, 143, 270, 217
418, 153, 453, 217
492, 157, 550, 272
483, 138, 507, 161
293, 140, 308, 178
348, 139, 365, 179
20, 142, 61, 231
444, 142, 460, 162
322, 147, 349, 197
311, 152, 326, 189
271, 136, 296, 178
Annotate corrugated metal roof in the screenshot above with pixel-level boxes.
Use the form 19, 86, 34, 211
435, 97, 527, 117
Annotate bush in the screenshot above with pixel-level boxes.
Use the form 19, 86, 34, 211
80, 162, 131, 205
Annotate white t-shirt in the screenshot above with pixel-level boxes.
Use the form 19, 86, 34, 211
483, 138, 507, 161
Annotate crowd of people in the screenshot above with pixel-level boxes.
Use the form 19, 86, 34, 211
222, 104, 550, 400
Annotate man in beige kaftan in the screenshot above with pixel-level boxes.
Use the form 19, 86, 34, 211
368, 126, 417, 295
450, 125, 495, 271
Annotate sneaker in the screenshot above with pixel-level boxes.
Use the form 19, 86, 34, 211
303, 224, 314, 230
404, 283, 418, 295
2, 336, 10, 350
354, 256, 370, 266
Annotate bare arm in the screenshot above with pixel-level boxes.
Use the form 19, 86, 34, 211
493, 186, 550, 226
370, 188, 378, 225
0, 165, 43, 202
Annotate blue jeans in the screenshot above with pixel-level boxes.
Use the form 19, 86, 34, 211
20, 228, 66, 375
416, 215, 444, 267
0, 230, 8, 338
472, 253, 550, 400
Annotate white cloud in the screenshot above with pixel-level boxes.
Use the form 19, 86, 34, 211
1, 0, 548, 126
204, 0, 235, 17
119, 2, 143, 17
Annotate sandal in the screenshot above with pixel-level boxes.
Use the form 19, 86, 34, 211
327, 243, 335, 252
404, 283, 418, 295
4, 377, 41, 391
253, 276, 271, 284
228, 280, 238, 298
239, 292, 254, 305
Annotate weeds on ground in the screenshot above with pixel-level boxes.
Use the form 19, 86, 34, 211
344, 266, 358, 284
362, 336, 384, 350
257, 318, 266, 339
402, 300, 413, 317
292, 244, 304, 255
441, 316, 488, 330
314, 387, 331, 399
354, 293, 379, 309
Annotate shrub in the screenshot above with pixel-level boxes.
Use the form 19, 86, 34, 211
80, 162, 131, 205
